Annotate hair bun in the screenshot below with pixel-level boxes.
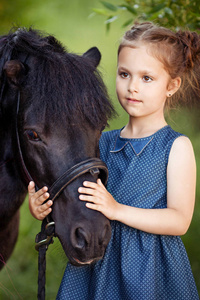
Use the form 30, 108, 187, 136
175, 31, 200, 69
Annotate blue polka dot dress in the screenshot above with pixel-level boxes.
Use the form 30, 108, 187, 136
57, 125, 199, 300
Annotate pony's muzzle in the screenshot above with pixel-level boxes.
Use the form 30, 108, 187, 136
70, 222, 111, 263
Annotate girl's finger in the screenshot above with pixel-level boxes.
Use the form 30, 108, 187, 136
38, 208, 52, 220
28, 181, 36, 196
36, 192, 50, 205
97, 178, 106, 189
78, 187, 95, 196
38, 200, 53, 212
29, 186, 48, 204
82, 181, 99, 189
82, 180, 106, 192
86, 202, 100, 211
79, 194, 97, 202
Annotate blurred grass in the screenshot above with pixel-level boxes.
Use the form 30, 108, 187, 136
0, 0, 199, 299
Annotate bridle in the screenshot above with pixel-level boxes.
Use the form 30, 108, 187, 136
15, 90, 109, 300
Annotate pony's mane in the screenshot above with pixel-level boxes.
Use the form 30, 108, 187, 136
0, 28, 115, 128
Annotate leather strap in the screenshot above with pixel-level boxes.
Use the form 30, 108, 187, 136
48, 158, 108, 202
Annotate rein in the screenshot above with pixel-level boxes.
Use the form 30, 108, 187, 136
15, 91, 108, 300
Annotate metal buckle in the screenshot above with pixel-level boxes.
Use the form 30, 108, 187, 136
35, 222, 55, 251
90, 167, 100, 176
35, 235, 54, 251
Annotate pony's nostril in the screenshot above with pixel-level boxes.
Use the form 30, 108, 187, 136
72, 227, 90, 249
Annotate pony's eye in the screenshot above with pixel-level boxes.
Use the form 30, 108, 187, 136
26, 130, 40, 141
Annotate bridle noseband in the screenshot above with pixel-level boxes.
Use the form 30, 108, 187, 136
48, 157, 108, 202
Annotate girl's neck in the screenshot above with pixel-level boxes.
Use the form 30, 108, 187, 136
121, 116, 167, 139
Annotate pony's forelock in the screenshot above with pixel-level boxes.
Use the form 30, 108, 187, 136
0, 28, 115, 129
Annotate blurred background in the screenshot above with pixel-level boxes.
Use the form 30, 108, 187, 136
0, 0, 199, 299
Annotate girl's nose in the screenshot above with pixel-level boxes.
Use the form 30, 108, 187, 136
128, 78, 138, 93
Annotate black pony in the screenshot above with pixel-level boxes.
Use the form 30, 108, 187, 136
0, 28, 115, 270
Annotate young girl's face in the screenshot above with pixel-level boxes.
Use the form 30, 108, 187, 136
116, 45, 172, 121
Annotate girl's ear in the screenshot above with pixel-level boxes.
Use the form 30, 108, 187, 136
167, 77, 181, 97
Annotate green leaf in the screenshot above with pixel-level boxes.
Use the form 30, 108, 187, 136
88, 12, 96, 19
92, 8, 110, 16
106, 22, 111, 32
148, 3, 166, 14
118, 4, 137, 15
164, 7, 173, 15
100, 1, 118, 12
122, 18, 134, 27
148, 10, 164, 21
105, 15, 118, 24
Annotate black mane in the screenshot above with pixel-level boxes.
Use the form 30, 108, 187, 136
0, 28, 115, 128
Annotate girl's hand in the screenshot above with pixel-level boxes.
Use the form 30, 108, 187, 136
28, 181, 53, 220
78, 179, 120, 220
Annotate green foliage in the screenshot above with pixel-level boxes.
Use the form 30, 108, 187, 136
93, 0, 200, 31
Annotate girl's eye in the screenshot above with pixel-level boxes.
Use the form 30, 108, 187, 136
26, 130, 40, 141
120, 72, 129, 78
143, 75, 153, 82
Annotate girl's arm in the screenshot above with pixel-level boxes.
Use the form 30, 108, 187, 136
28, 181, 53, 220
79, 136, 196, 236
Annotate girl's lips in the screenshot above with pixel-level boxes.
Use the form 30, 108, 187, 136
126, 98, 141, 103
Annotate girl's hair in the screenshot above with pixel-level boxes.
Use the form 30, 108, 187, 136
118, 22, 200, 107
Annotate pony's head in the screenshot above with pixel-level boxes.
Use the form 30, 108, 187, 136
0, 28, 115, 265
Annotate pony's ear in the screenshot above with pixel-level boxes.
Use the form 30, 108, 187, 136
83, 47, 101, 69
3, 60, 26, 86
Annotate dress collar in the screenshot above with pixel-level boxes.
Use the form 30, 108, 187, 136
110, 131, 153, 156
110, 126, 170, 156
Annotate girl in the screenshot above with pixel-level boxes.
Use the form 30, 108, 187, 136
28, 22, 199, 299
